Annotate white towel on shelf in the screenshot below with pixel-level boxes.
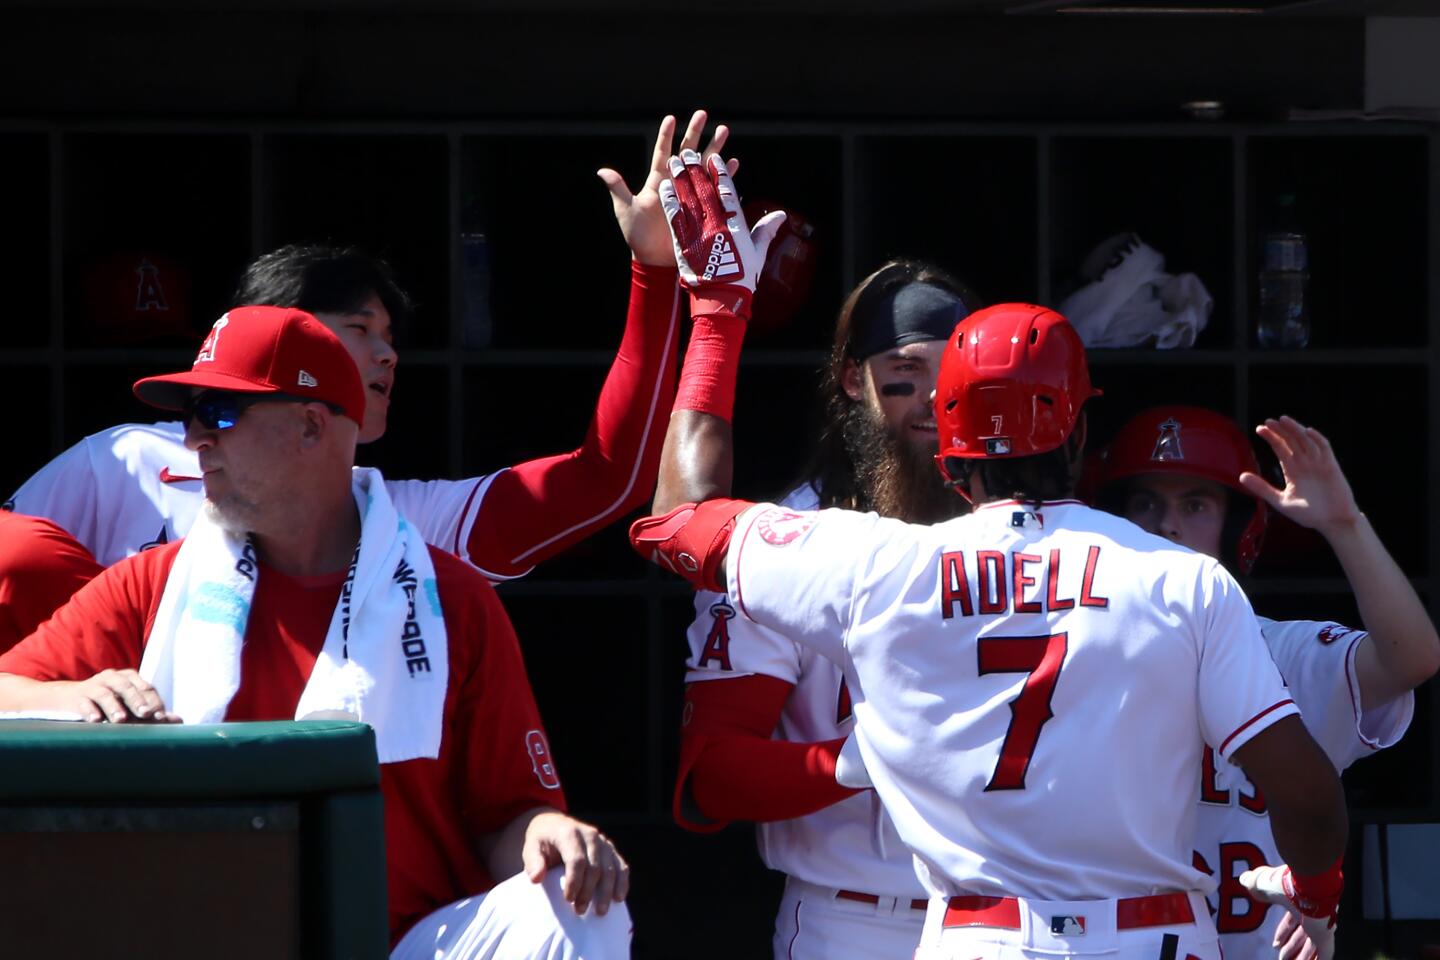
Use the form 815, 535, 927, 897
1060, 233, 1213, 349
140, 466, 448, 763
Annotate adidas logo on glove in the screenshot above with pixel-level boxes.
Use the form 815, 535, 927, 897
703, 234, 740, 281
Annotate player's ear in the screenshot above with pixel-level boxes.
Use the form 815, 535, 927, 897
841, 358, 864, 402
297, 402, 330, 449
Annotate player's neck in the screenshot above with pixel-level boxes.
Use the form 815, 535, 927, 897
250, 487, 362, 577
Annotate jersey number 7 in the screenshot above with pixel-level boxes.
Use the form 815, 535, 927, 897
978, 632, 1068, 791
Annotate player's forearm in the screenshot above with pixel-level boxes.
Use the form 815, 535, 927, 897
653, 410, 734, 516
475, 804, 563, 882
686, 735, 861, 823
1265, 781, 1348, 876
0, 673, 57, 712
1323, 512, 1440, 705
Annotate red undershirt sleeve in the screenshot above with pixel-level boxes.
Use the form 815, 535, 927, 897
674, 673, 863, 833
465, 262, 680, 578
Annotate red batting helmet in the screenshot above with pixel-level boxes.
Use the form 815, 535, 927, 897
1095, 405, 1268, 573
934, 304, 1100, 477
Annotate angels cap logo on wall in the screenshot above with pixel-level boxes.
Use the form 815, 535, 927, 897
194, 314, 229, 365
1151, 416, 1184, 462
134, 258, 169, 312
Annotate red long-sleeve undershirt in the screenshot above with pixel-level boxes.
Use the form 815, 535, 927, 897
466, 262, 680, 579
674, 673, 863, 833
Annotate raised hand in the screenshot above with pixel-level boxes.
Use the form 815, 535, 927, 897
597, 110, 739, 267
1238, 416, 1361, 537
659, 149, 785, 316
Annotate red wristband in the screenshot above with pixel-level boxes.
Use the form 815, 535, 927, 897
674, 311, 746, 421
1287, 856, 1344, 918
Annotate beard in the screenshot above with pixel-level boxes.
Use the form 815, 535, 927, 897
202, 495, 259, 536
842, 402, 969, 525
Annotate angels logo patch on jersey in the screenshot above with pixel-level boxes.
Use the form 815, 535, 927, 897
195, 314, 229, 364
1315, 624, 1352, 645
1152, 417, 1184, 461
698, 600, 735, 671
756, 508, 813, 547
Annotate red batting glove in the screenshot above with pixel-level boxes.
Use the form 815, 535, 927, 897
658, 150, 786, 320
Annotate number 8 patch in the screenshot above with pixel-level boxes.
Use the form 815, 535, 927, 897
525, 729, 562, 789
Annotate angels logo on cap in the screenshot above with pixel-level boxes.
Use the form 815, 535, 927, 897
1151, 417, 1184, 462
195, 315, 229, 364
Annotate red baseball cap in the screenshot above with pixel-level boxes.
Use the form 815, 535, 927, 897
133, 305, 366, 427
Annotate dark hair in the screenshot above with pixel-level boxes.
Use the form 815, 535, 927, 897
798, 259, 979, 511
232, 244, 412, 328
942, 420, 1086, 506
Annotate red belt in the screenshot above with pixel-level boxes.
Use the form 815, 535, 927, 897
835, 889, 929, 912
943, 892, 1195, 930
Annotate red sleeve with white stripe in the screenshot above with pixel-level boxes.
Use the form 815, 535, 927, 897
1197, 563, 1302, 760
464, 262, 680, 580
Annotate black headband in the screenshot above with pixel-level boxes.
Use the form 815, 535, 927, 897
851, 282, 968, 361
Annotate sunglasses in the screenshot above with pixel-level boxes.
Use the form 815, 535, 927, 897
182, 391, 324, 431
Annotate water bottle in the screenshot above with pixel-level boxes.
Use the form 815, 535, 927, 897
459, 231, 493, 349
1256, 233, 1309, 349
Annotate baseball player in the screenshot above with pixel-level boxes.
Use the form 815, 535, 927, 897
677, 259, 977, 960
1092, 406, 1440, 960
7, 112, 728, 581
631, 147, 1350, 960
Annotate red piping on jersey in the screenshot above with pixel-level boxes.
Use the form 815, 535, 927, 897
1219, 698, 1296, 756
451, 478, 486, 558
506, 281, 681, 567
1342, 630, 1383, 751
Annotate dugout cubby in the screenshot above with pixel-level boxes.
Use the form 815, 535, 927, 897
459, 133, 647, 351
1247, 135, 1430, 350
854, 135, 1038, 307
61, 133, 251, 350
1051, 135, 1236, 351
264, 134, 451, 351
0, 134, 50, 350
0, 365, 51, 501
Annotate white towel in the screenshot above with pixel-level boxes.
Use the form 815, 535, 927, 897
1060, 233, 1212, 349
140, 467, 448, 763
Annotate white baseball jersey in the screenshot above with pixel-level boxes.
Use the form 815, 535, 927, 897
1198, 616, 1413, 960
726, 498, 1300, 901
8, 422, 501, 576
686, 484, 926, 901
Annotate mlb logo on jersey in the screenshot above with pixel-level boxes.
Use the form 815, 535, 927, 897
1050, 915, 1086, 936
